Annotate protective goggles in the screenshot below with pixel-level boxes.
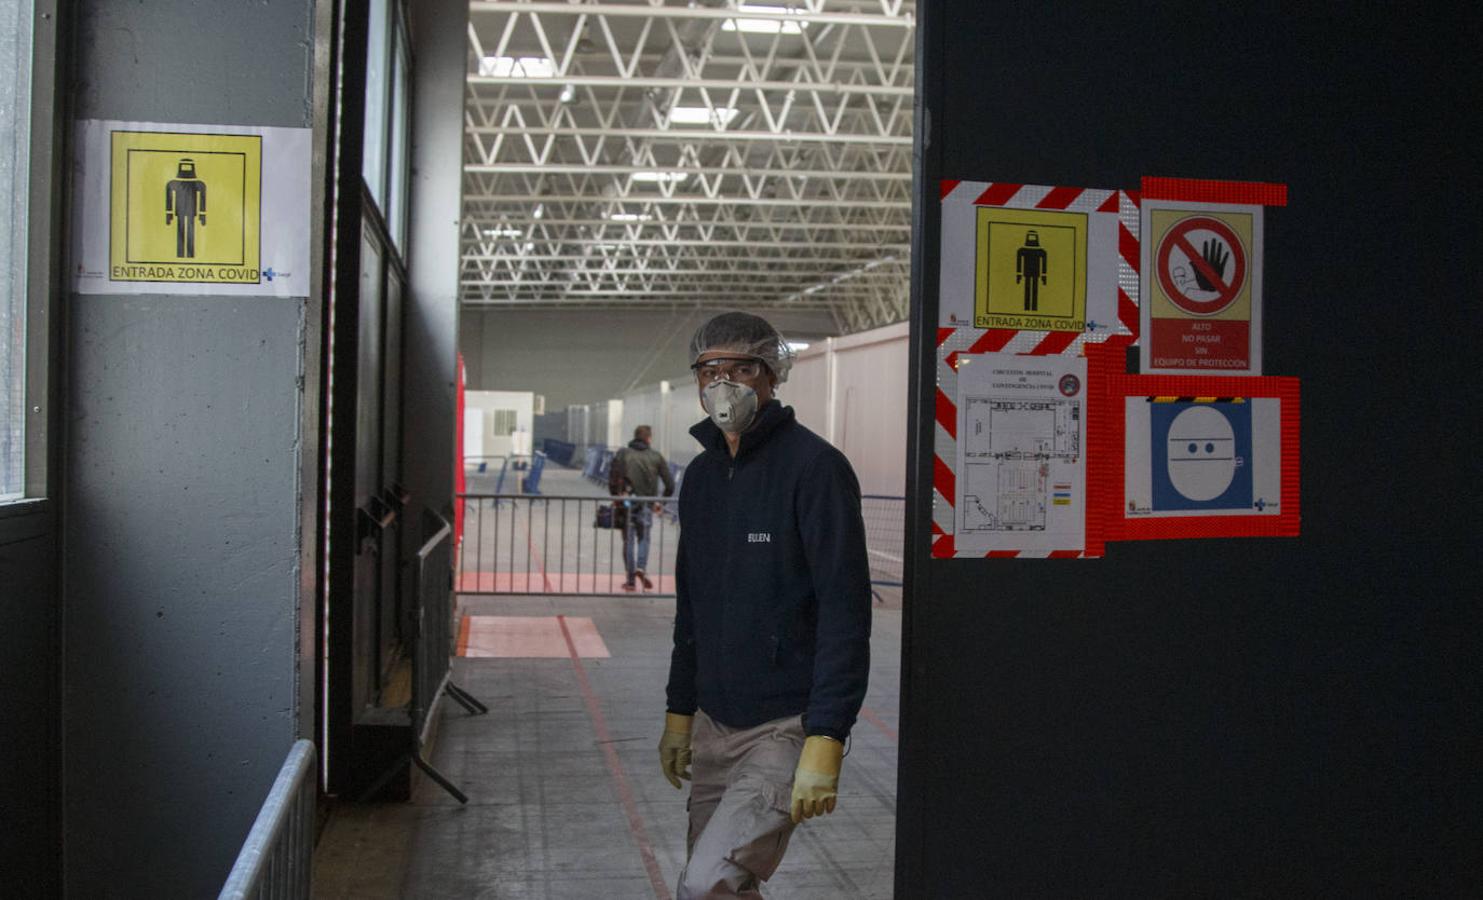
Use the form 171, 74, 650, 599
690, 356, 767, 383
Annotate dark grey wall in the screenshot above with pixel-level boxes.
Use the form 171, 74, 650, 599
899, 1, 1478, 896
1, 512, 60, 897
64, 2, 318, 897
404, 0, 467, 533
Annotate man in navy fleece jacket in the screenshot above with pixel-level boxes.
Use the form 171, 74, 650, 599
657, 312, 872, 898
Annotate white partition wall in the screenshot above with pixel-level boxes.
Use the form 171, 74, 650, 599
782, 322, 909, 496
588, 398, 624, 453
832, 325, 910, 495
784, 350, 831, 440
620, 381, 666, 453
604, 399, 625, 449
465, 390, 535, 458
566, 404, 591, 451
620, 379, 710, 465
568, 321, 909, 484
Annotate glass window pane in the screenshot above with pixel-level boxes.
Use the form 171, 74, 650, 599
361, 0, 390, 212
388, 29, 410, 252
0, 0, 33, 501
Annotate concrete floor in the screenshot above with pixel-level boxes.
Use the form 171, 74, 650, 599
314, 591, 901, 899
315, 463, 900, 898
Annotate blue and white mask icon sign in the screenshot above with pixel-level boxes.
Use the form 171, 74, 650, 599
1150, 402, 1253, 511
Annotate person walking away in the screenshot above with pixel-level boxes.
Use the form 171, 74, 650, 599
609, 424, 675, 591
657, 312, 872, 898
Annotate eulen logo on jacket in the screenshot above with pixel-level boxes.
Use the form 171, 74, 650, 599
747, 532, 772, 543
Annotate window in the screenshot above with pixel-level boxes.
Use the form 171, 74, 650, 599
492, 410, 518, 437
361, 0, 390, 213
387, 26, 410, 252
362, 0, 411, 255
0, 0, 33, 502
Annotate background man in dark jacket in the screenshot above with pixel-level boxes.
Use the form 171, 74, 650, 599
658, 312, 872, 898
609, 424, 675, 591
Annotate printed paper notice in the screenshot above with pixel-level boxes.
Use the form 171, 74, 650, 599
71, 119, 312, 296
953, 353, 1087, 555
1140, 199, 1263, 374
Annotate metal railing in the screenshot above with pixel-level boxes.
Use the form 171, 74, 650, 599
359, 511, 488, 805
861, 495, 905, 588
458, 493, 679, 596
464, 454, 539, 495
456, 493, 904, 597
218, 739, 316, 900
409, 511, 489, 802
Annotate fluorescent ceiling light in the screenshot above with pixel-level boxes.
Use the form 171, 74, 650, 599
669, 106, 740, 126
606, 212, 652, 222
722, 4, 809, 35
786, 341, 810, 352
478, 56, 555, 78
630, 171, 690, 183
483, 227, 523, 238
532, 204, 545, 220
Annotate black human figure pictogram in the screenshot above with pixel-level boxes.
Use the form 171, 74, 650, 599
1015, 230, 1048, 311
164, 158, 207, 258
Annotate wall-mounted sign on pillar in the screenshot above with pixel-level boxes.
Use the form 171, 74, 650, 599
1139, 177, 1288, 375
932, 181, 1138, 558
71, 119, 312, 296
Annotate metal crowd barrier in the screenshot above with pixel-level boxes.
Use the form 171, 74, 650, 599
218, 740, 316, 900
542, 438, 577, 467
861, 495, 905, 589
580, 447, 615, 485
410, 511, 489, 802
456, 492, 904, 598
458, 493, 678, 596
358, 511, 488, 805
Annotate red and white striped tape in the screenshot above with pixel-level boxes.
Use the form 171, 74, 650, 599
931, 182, 1140, 559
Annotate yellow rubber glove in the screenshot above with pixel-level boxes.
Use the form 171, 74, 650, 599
790, 735, 844, 823
658, 712, 694, 789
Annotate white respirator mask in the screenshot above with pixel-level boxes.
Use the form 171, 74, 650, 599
701, 379, 759, 434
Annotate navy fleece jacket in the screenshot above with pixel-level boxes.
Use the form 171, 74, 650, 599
665, 400, 872, 741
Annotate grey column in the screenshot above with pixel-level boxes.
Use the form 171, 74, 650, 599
404, 0, 467, 537
63, 2, 320, 897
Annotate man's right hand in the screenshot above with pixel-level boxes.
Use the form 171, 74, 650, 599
658, 712, 694, 789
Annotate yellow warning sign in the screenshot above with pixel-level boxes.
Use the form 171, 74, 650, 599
973, 207, 1087, 331
109, 131, 262, 284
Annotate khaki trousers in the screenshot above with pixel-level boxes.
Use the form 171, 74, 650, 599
676, 709, 804, 899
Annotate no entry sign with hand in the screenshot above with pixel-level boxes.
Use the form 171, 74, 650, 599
1141, 201, 1262, 375
1156, 216, 1247, 316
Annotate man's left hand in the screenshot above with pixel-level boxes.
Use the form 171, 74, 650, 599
790, 735, 843, 823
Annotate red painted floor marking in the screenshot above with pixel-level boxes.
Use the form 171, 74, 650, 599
457, 572, 678, 595
858, 706, 898, 743
456, 615, 471, 657
556, 614, 673, 900
460, 616, 611, 658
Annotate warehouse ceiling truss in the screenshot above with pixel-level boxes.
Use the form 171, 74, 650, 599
462, 0, 916, 332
